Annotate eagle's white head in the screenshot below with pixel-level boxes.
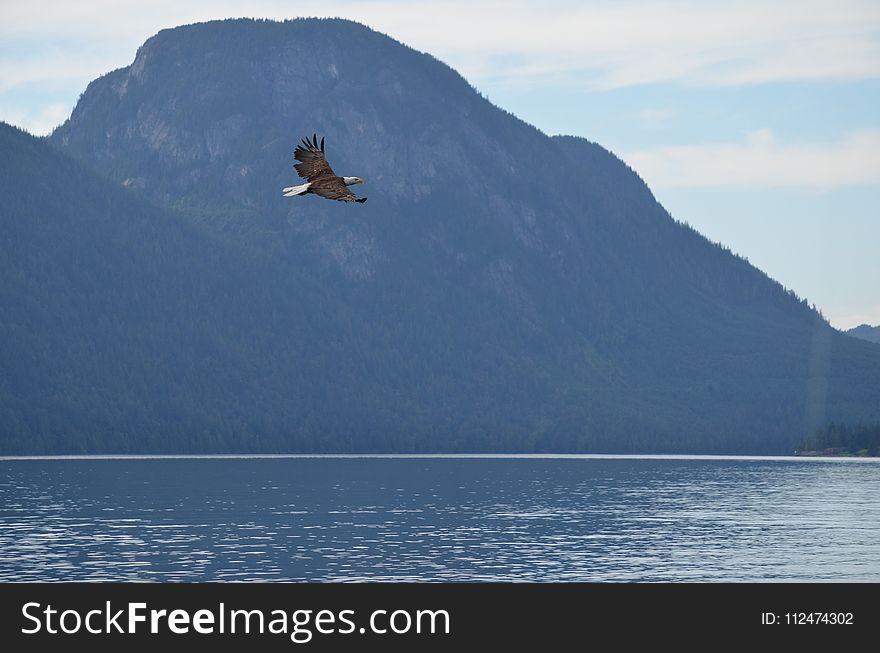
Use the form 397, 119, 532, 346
343, 177, 365, 186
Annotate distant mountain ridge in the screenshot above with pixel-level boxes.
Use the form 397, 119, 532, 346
2, 18, 878, 454
846, 324, 880, 344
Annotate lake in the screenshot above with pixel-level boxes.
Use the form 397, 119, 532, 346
1, 455, 878, 582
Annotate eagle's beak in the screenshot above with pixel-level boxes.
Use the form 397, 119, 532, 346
357, 178, 365, 184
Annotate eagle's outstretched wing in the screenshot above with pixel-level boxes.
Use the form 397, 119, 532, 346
293, 133, 335, 181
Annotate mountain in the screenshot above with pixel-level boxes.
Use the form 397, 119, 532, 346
0, 121, 353, 453
846, 324, 880, 345
4, 18, 879, 455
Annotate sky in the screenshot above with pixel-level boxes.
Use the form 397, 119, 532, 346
2, 0, 878, 328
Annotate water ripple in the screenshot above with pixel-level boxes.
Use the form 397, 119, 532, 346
0, 457, 878, 581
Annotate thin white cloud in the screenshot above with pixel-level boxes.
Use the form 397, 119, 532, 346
2, 1, 880, 133
0, 53, 115, 93
623, 129, 880, 189
631, 107, 676, 129
0, 102, 73, 136
30, 103, 74, 136
2, 0, 880, 91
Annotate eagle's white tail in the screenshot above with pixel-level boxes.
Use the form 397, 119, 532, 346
282, 182, 311, 197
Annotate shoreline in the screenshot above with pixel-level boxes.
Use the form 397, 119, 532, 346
1, 452, 878, 462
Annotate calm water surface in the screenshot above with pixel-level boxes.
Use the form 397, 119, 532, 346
1, 456, 878, 582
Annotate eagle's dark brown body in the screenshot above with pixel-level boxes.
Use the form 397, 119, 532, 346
282, 134, 367, 203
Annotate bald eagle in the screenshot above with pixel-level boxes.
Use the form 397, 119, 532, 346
282, 134, 367, 203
